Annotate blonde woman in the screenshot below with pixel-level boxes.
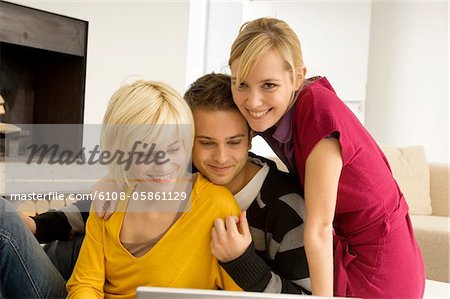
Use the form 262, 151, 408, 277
66, 80, 241, 298
225, 17, 425, 298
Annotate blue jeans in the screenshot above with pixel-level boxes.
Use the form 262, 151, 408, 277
0, 198, 67, 298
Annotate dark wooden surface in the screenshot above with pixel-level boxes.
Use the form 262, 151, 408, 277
0, 2, 87, 154
0, 1, 87, 57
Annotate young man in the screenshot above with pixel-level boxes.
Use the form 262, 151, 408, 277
184, 73, 310, 293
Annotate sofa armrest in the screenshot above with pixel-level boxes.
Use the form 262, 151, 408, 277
429, 163, 450, 217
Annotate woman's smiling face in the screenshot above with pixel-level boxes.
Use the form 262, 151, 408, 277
128, 127, 187, 192
230, 50, 303, 132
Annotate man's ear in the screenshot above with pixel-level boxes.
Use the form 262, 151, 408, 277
248, 129, 254, 150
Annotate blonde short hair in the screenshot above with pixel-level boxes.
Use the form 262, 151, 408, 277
229, 17, 304, 86
100, 80, 194, 186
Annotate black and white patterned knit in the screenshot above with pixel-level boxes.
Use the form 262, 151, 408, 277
220, 153, 311, 294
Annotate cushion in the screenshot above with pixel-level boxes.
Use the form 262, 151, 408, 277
411, 215, 450, 282
380, 145, 432, 215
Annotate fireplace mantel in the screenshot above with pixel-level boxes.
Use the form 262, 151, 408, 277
0, 1, 87, 56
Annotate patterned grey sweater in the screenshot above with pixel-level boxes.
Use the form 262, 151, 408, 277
220, 153, 311, 294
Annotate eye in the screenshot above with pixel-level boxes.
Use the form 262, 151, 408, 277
140, 152, 155, 160
228, 140, 241, 146
262, 82, 277, 89
199, 141, 214, 146
167, 147, 180, 153
237, 82, 248, 90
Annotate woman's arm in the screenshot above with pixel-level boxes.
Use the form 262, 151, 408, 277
304, 137, 342, 296
66, 211, 106, 298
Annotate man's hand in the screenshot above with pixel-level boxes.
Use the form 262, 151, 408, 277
91, 177, 123, 220
211, 211, 252, 263
19, 212, 37, 235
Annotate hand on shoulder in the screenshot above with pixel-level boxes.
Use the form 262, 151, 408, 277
90, 176, 123, 220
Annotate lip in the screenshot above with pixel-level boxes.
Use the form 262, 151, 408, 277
208, 165, 232, 174
246, 108, 272, 120
147, 169, 177, 183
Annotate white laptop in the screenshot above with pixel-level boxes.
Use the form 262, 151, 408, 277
137, 281, 450, 299
136, 286, 331, 299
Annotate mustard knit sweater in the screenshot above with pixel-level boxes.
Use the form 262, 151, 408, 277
67, 174, 241, 299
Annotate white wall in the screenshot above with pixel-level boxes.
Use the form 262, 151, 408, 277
365, 2, 448, 163
11, 0, 191, 126
185, 0, 208, 91
204, 1, 244, 74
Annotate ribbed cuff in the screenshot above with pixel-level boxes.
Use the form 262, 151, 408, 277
220, 242, 272, 291
34, 211, 71, 243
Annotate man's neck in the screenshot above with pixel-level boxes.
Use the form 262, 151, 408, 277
227, 161, 261, 195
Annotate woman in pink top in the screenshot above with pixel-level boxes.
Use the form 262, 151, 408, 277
227, 17, 425, 298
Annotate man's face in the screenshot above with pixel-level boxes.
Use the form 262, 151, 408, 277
192, 109, 250, 194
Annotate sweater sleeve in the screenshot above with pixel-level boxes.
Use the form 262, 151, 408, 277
34, 210, 71, 243
62, 199, 91, 235
220, 243, 272, 291
220, 186, 310, 294
220, 238, 309, 294
204, 182, 243, 292
66, 211, 105, 298
33, 199, 90, 243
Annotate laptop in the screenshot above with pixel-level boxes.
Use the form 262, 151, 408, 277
136, 286, 331, 299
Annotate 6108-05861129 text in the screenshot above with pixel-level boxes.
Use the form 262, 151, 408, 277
95, 191, 188, 201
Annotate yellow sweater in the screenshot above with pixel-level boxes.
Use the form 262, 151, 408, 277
67, 174, 241, 299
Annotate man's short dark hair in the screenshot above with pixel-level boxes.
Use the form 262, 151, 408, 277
184, 73, 238, 112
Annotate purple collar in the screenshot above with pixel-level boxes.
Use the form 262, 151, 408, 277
271, 105, 294, 144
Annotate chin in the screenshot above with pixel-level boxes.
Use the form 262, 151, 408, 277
208, 176, 231, 186
250, 122, 271, 133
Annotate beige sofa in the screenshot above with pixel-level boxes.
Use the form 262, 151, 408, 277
381, 146, 449, 283
271, 145, 450, 283
411, 162, 449, 283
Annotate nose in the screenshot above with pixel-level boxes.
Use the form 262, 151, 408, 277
212, 144, 228, 164
152, 157, 172, 173
246, 88, 264, 109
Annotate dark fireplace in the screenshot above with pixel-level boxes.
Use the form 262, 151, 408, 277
0, 1, 88, 157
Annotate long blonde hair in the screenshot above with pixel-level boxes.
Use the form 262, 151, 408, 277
229, 17, 304, 87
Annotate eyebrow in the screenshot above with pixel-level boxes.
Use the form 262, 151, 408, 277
226, 134, 246, 140
261, 78, 281, 83
195, 136, 214, 140
166, 140, 181, 147
195, 134, 246, 140
230, 77, 281, 83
